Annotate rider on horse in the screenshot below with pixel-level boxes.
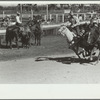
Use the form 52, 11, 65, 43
16, 12, 22, 26
68, 11, 80, 36
63, 11, 81, 48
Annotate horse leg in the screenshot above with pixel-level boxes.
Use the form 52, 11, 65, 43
15, 36, 19, 49
89, 47, 95, 61
6, 35, 9, 48
10, 39, 12, 49
30, 34, 34, 45
97, 49, 100, 64
78, 48, 86, 58
31, 34, 34, 45
6, 38, 8, 48
39, 36, 41, 45
37, 36, 40, 46
90, 49, 100, 65
22, 43, 24, 48
94, 44, 100, 65
28, 40, 30, 48
37, 38, 38, 46
72, 46, 81, 59
36, 37, 38, 46
35, 36, 37, 45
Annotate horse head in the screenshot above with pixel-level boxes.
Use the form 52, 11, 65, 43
58, 25, 76, 43
58, 25, 67, 36
87, 26, 100, 45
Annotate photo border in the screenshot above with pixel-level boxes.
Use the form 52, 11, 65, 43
0, 0, 100, 99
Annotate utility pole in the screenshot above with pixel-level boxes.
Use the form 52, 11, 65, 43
31, 9, 33, 20
20, 4, 22, 22
46, 4, 48, 21
31, 5, 33, 20
3, 11, 5, 19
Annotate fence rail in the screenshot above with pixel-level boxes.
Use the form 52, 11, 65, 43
0, 12, 100, 24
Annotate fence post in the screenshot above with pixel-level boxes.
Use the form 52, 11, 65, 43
46, 4, 48, 21
56, 14, 58, 23
31, 9, 33, 20
50, 14, 52, 21
84, 13, 86, 20
3, 11, 5, 19
44, 15, 47, 22
62, 14, 64, 23
0, 36, 1, 47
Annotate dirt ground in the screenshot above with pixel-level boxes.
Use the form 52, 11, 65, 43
0, 35, 100, 84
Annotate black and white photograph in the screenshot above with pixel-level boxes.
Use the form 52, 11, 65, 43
1, 0, 100, 99
1, 1, 100, 84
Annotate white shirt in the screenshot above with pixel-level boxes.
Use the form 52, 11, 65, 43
73, 16, 80, 23
16, 16, 21, 23
79, 16, 83, 22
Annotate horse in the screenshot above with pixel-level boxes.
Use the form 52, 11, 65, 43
87, 24, 100, 64
6, 25, 23, 49
29, 20, 43, 46
58, 25, 81, 58
58, 24, 95, 59
20, 25, 31, 48
26, 20, 35, 45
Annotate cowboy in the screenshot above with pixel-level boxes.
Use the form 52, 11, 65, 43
16, 12, 22, 26
68, 11, 80, 36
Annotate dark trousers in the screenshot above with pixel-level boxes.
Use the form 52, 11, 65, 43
16, 22, 22, 26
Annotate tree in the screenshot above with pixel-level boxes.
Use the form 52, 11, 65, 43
48, 4, 57, 10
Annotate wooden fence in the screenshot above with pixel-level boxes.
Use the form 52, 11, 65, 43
0, 12, 100, 24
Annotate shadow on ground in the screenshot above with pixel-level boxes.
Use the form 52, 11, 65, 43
35, 56, 98, 64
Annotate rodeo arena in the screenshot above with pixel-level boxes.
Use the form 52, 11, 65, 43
1, 3, 100, 84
